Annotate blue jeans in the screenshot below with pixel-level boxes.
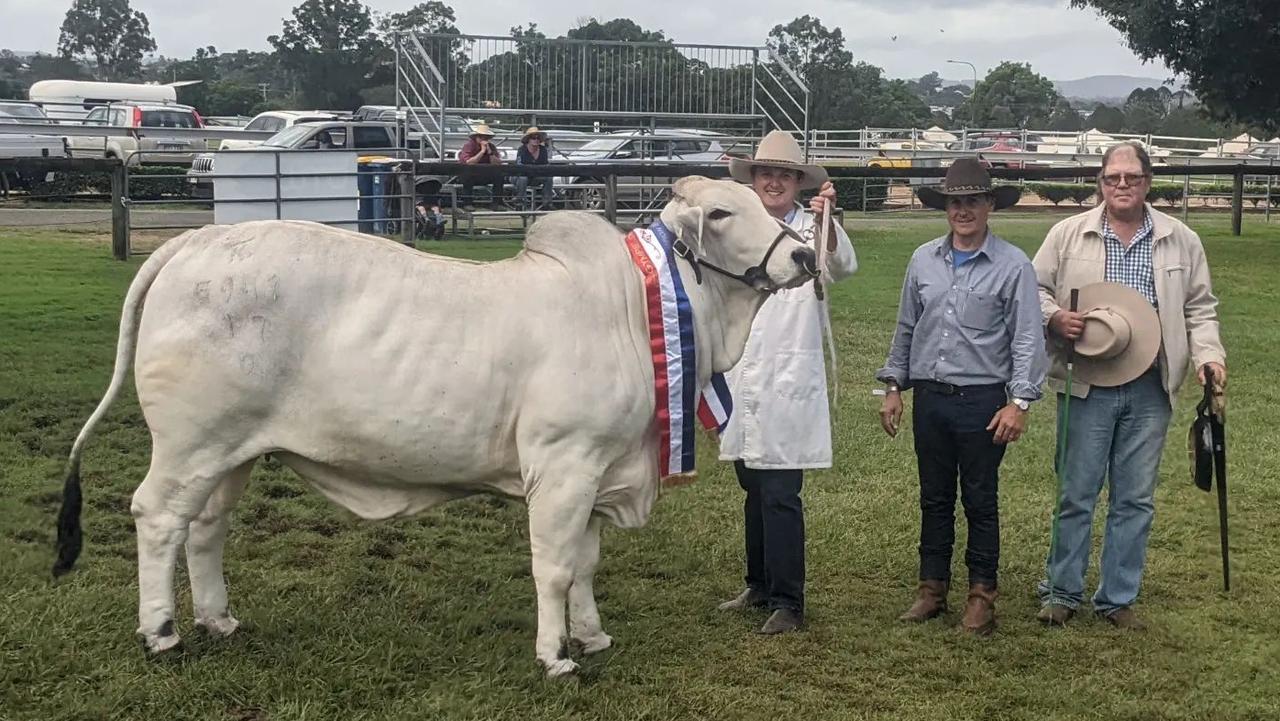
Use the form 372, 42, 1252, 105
1038, 368, 1171, 613
513, 175, 553, 209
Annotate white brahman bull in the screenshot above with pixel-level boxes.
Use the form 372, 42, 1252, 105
52, 175, 817, 677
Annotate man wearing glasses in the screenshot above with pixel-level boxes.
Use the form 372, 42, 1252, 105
1032, 141, 1226, 629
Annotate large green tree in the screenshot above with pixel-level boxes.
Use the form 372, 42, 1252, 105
1071, 0, 1280, 133
269, 0, 382, 109
56, 0, 157, 80
1086, 104, 1126, 133
1123, 87, 1170, 134
767, 16, 853, 129
956, 61, 1060, 128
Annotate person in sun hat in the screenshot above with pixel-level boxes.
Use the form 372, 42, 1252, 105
714, 130, 858, 636
876, 157, 1046, 636
513, 126, 554, 210
458, 123, 504, 209
1032, 140, 1226, 630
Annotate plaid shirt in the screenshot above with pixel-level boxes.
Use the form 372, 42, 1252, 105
1102, 210, 1158, 307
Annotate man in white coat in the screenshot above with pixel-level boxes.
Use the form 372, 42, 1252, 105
716, 131, 858, 634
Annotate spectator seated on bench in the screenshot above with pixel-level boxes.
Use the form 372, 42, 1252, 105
458, 123, 504, 210
513, 126, 554, 211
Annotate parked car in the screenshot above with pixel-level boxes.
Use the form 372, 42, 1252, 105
0, 102, 67, 192
187, 120, 404, 198
866, 140, 947, 168
971, 135, 1027, 169
0, 102, 56, 125
203, 115, 252, 128
1246, 143, 1280, 161
555, 129, 728, 210
217, 110, 340, 149
64, 102, 205, 165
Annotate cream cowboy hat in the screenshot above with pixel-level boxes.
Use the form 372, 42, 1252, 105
469, 123, 496, 138
1071, 282, 1161, 387
729, 130, 828, 190
521, 126, 547, 142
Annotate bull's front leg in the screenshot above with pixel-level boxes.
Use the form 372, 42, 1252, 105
527, 481, 594, 678
569, 515, 612, 654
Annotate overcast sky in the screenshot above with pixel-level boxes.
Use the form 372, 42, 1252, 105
0, 0, 1173, 81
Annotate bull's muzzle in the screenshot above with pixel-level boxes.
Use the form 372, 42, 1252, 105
793, 246, 819, 278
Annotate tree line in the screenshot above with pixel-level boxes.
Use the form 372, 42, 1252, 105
0, 0, 1273, 138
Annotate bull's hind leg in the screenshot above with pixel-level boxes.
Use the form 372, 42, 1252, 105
187, 459, 254, 637
526, 475, 595, 678
131, 448, 254, 654
569, 515, 612, 655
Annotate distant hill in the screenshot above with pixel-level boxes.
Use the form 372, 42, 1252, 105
1054, 75, 1176, 101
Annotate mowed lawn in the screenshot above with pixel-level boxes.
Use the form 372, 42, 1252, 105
2, 214, 1279, 721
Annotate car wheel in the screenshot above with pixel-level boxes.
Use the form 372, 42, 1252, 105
571, 184, 605, 211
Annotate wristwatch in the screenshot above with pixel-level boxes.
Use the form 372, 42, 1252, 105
886, 383, 901, 393
1012, 398, 1031, 412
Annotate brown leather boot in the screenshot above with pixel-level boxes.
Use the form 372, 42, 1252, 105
898, 580, 949, 622
960, 584, 998, 636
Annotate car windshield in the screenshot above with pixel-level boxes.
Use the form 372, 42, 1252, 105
263, 124, 317, 148
0, 103, 49, 122
568, 137, 629, 158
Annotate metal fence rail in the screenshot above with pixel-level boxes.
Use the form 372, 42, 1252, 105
4, 157, 1277, 260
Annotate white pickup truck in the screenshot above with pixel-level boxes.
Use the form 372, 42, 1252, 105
187, 120, 404, 198
64, 102, 205, 165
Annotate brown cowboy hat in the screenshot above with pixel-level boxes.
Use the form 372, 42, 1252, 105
1071, 282, 1161, 387
521, 126, 547, 142
728, 130, 828, 190
917, 157, 1021, 210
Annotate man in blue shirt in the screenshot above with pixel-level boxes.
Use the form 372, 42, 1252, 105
876, 158, 1047, 635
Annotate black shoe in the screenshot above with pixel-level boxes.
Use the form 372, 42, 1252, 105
758, 608, 804, 635
717, 587, 768, 612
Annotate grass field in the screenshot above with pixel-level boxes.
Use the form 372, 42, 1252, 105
3, 214, 1279, 721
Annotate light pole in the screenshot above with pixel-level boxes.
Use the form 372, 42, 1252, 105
947, 59, 979, 131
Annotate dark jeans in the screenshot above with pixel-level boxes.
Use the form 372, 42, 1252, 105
736, 461, 805, 612
912, 383, 1008, 587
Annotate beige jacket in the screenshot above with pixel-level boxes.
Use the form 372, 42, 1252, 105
1032, 203, 1225, 403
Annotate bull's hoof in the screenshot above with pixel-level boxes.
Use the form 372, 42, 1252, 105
194, 614, 240, 637
543, 658, 580, 679
572, 633, 613, 655
139, 622, 182, 655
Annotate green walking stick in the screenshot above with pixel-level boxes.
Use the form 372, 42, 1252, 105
1046, 288, 1079, 620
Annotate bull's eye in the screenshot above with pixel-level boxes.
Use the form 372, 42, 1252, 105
707, 209, 732, 220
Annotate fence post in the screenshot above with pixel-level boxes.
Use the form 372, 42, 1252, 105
399, 165, 414, 246
110, 162, 129, 261
1181, 168, 1190, 224
1267, 158, 1274, 223
604, 175, 618, 226
1231, 167, 1244, 236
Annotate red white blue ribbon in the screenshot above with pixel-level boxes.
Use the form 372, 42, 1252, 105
624, 220, 733, 478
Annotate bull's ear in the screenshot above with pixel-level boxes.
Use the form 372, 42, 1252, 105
671, 175, 707, 201
673, 205, 706, 256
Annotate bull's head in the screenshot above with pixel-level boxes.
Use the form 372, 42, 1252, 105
660, 176, 816, 293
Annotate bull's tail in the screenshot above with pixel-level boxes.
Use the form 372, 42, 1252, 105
53, 231, 197, 577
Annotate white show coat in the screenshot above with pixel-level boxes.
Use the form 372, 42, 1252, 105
718, 204, 857, 469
